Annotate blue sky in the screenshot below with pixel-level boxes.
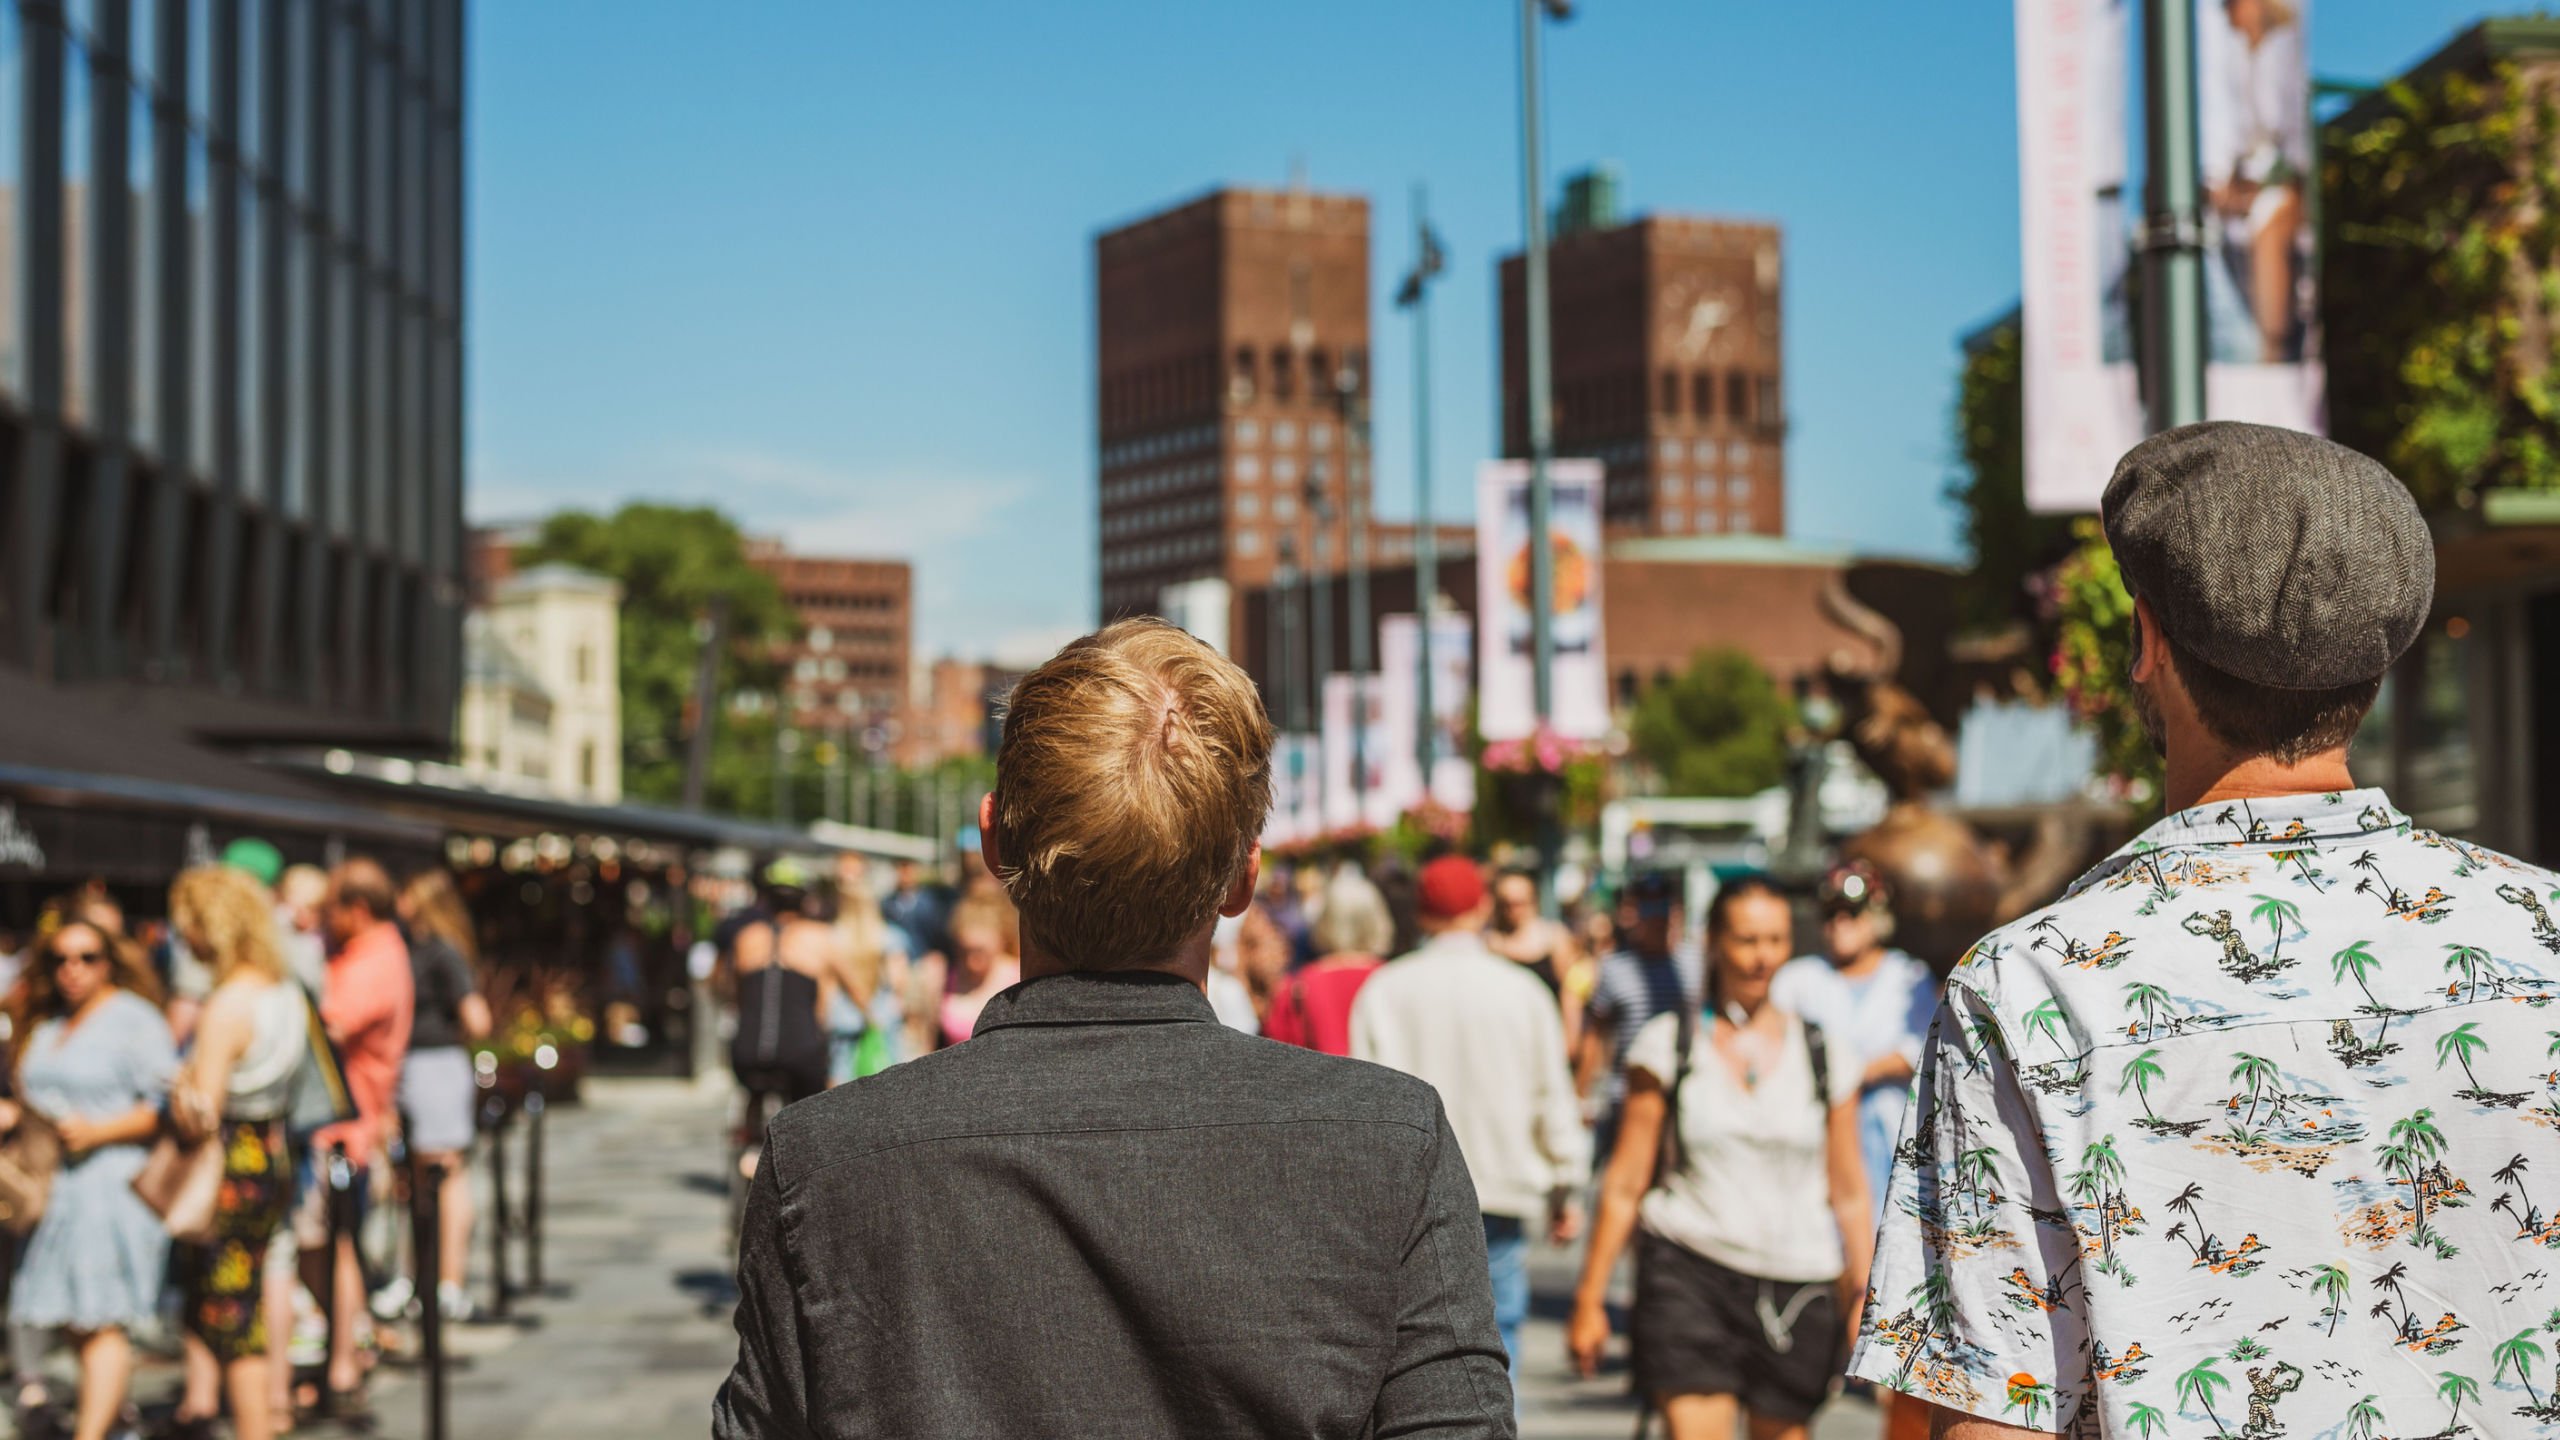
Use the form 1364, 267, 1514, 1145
467, 0, 2492, 662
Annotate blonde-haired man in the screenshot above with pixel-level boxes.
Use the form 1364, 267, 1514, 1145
717, 620, 1516, 1439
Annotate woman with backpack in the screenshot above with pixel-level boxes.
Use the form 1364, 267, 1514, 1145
1567, 874, 1872, 1440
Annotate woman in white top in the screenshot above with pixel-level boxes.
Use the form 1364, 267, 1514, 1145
166, 865, 304, 1440
1569, 874, 1871, 1440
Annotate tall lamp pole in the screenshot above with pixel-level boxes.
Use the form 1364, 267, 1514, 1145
1395, 189, 1447, 788
1517, 0, 1572, 909
1338, 360, 1373, 828
2140, 0, 2207, 432
1307, 476, 1335, 825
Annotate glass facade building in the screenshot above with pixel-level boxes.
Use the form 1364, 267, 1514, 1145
0, 0, 464, 747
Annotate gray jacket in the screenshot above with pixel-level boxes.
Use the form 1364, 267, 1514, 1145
713, 969, 1516, 1439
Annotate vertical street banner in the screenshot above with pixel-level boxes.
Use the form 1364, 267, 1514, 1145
1475, 459, 1610, 742
2196, 0, 2322, 429
1262, 733, 1324, 848
2016, 0, 2141, 512
1379, 613, 1477, 816
1321, 674, 1396, 833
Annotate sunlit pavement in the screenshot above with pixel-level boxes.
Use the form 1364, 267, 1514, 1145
352, 1076, 1878, 1440
363, 1076, 741, 1440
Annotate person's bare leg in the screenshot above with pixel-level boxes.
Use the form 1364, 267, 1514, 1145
225, 1353, 275, 1440
69, 1327, 132, 1440
1746, 1408, 1812, 1440
262, 1252, 295, 1425
328, 1234, 366, 1393
177, 1332, 220, 1422
1659, 1391, 1741, 1440
426, 1152, 473, 1293
2251, 189, 2303, 362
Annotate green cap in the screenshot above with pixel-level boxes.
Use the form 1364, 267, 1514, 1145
221, 837, 285, 887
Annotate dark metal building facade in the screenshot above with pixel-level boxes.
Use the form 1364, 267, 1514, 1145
0, 0, 465, 748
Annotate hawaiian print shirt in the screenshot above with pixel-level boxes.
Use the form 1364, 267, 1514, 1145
1848, 789, 2560, 1439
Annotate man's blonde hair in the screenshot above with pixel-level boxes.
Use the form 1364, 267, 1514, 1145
992, 619, 1273, 971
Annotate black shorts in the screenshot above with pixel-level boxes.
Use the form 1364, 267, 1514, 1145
734, 1059, 827, 1108
1630, 1232, 1842, 1423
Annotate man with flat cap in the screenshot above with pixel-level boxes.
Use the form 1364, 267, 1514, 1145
1849, 424, 2560, 1438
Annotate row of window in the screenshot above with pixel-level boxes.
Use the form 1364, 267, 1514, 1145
1228, 344, 1364, 406
6, 0, 465, 565
1547, 368, 1781, 442
1101, 531, 1220, 574
793, 657, 898, 684
1097, 423, 1217, 471
1100, 495, 1219, 542
1659, 474, 1752, 502
801, 624, 897, 654
1232, 418, 1330, 449
1102, 459, 1216, 506
785, 590, 900, 614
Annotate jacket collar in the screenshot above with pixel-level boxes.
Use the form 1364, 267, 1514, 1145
2066, 787, 2411, 900
969, 969, 1219, 1035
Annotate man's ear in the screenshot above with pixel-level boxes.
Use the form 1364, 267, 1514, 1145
1219, 843, 1262, 919
2130, 595, 2164, 685
977, 792, 1003, 873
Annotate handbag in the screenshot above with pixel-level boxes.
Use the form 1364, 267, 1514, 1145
286, 982, 357, 1141
0, 1108, 61, 1237
132, 1083, 224, 1245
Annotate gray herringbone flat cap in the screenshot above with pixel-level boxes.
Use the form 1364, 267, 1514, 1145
2102, 421, 2434, 690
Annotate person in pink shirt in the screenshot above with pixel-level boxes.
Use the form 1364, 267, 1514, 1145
1261, 869, 1390, 1056
302, 858, 413, 1409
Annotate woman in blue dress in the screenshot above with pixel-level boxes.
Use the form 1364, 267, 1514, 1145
4, 909, 176, 1440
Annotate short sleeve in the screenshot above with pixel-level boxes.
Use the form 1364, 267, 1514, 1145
1623, 1010, 1682, 1087
1847, 981, 2090, 1427
119, 997, 179, 1103
1816, 1022, 1862, 1108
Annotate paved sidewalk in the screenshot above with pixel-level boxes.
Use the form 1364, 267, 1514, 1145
348, 1075, 1877, 1440
365, 1076, 740, 1440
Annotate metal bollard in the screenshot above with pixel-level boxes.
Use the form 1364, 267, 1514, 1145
409, 1150, 449, 1440
485, 1099, 514, 1318
319, 1144, 359, 1420
524, 1089, 546, 1294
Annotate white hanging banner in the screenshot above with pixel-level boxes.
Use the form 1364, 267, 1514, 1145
1321, 674, 1396, 834
1474, 459, 1609, 741
1379, 613, 1477, 815
2016, 0, 2142, 513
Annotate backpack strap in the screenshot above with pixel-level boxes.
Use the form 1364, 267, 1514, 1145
1804, 1019, 1832, 1111
1651, 1006, 1699, 1192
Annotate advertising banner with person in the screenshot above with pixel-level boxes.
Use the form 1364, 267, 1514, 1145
2196, 0, 2322, 426
1378, 613, 1477, 816
1261, 733, 1325, 848
1320, 674, 1396, 834
2015, 0, 2322, 513
1475, 459, 1609, 741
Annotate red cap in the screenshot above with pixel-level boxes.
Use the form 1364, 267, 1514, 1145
1417, 856, 1488, 920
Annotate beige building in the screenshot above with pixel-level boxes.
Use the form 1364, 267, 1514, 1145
457, 564, 623, 803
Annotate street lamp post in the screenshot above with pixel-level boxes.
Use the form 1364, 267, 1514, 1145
2140, 0, 2208, 432
1516, 0, 1571, 909
1396, 189, 1447, 791
1338, 361, 1373, 828
1307, 476, 1335, 825
1276, 534, 1306, 731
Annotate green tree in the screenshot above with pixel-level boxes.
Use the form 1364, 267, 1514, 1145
2178, 1355, 2233, 1435
2437, 1021, 2490, 1093
1945, 312, 2077, 630
2230, 1053, 2281, 1130
2343, 1394, 2385, 1440
2438, 1371, 2480, 1431
2126, 1400, 2169, 1438
513, 503, 796, 809
2123, 981, 2171, 1040
2251, 893, 2303, 966
2333, 940, 2383, 1009
2445, 944, 2493, 1004
2496, 1329, 2547, 1409
1625, 647, 1794, 797
2312, 1262, 2352, 1336
2120, 1048, 2166, 1123
2022, 997, 2072, 1062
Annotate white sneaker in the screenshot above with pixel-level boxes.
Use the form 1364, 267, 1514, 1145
437, 1282, 480, 1323
368, 1274, 414, 1322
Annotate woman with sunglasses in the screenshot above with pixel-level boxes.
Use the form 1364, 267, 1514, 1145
3, 903, 176, 1440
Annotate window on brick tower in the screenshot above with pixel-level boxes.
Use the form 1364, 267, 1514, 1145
1756, 375, 1780, 430
1309, 347, 1331, 399
1233, 346, 1258, 401
1692, 371, 1714, 420
1271, 346, 1294, 400
1658, 369, 1679, 417
1726, 372, 1749, 425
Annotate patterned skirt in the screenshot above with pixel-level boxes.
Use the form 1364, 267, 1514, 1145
177, 1119, 291, 1361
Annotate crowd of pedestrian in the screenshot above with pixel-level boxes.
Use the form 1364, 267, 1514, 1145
0, 846, 492, 1440
716, 426, 2560, 1440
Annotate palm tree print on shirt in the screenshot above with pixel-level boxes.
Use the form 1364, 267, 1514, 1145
1844, 790, 2560, 1438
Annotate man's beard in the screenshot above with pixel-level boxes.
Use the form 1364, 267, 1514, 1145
2130, 679, 2167, 758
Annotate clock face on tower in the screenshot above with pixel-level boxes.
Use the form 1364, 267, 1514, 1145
1658, 274, 1743, 365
